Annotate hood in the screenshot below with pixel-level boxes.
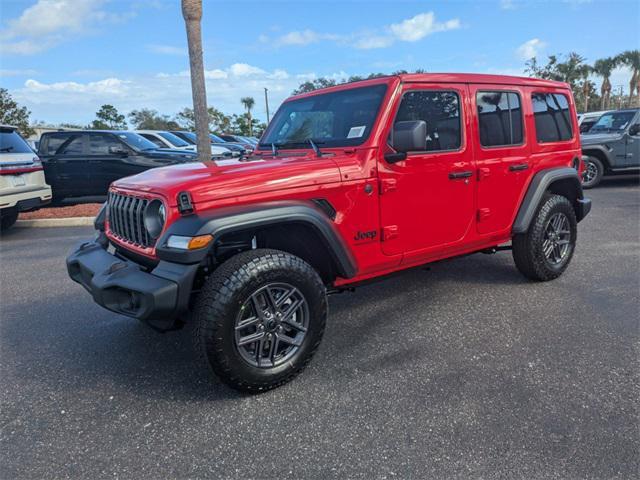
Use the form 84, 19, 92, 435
580, 132, 623, 145
113, 153, 341, 206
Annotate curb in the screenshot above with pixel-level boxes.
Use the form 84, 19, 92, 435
16, 217, 95, 228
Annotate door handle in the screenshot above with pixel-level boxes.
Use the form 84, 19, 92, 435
509, 163, 529, 172
448, 171, 473, 180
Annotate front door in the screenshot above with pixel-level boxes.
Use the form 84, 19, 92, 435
625, 113, 640, 167
378, 83, 475, 257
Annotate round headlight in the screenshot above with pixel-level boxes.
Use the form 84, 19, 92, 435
143, 199, 166, 239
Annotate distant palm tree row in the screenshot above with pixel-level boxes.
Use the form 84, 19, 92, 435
527, 50, 640, 112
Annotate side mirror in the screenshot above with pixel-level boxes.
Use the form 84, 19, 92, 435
386, 120, 427, 163
108, 146, 129, 156
629, 124, 640, 136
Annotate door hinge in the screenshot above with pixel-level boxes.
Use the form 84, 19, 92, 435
382, 225, 399, 241
379, 178, 397, 194
477, 208, 491, 221
478, 168, 491, 181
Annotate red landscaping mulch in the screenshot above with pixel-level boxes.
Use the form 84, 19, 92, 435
20, 204, 102, 220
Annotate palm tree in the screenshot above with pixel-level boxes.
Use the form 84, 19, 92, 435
578, 64, 593, 112
181, 0, 211, 161
593, 57, 618, 110
241, 97, 255, 137
617, 50, 640, 107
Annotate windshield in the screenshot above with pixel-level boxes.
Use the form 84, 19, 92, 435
158, 131, 190, 147
588, 111, 637, 133
210, 133, 225, 142
0, 130, 33, 154
260, 84, 387, 149
116, 132, 158, 150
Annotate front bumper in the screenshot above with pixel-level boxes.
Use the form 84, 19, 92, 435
66, 234, 198, 329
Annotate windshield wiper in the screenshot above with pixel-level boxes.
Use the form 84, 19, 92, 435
308, 139, 322, 157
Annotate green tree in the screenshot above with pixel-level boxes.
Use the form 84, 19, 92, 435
0, 88, 35, 137
89, 104, 126, 129
240, 97, 255, 136
617, 50, 640, 107
176, 106, 232, 133
230, 113, 265, 137
593, 57, 619, 110
128, 109, 180, 130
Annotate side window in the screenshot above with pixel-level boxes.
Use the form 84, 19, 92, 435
476, 91, 523, 147
532, 93, 573, 142
395, 90, 461, 152
88, 134, 122, 154
56, 134, 84, 155
140, 134, 165, 148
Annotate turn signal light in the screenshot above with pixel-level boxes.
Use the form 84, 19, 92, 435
166, 234, 213, 250
187, 234, 213, 250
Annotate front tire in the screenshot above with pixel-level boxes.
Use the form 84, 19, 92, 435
582, 156, 604, 189
194, 249, 327, 393
512, 194, 577, 281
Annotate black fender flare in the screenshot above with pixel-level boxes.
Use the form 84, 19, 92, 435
581, 145, 613, 168
512, 167, 589, 234
155, 200, 357, 278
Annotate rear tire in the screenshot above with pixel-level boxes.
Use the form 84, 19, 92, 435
512, 194, 577, 281
0, 208, 19, 232
582, 156, 603, 189
193, 248, 327, 393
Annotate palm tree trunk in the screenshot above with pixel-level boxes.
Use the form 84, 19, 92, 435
248, 111, 253, 137
182, 0, 211, 161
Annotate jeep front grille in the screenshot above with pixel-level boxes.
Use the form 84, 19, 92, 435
108, 192, 153, 248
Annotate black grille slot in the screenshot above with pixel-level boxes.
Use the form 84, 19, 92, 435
108, 192, 152, 247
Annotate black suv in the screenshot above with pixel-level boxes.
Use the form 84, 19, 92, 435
581, 109, 640, 188
38, 131, 198, 202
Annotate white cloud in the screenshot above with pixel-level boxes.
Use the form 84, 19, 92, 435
0, 69, 38, 77
146, 44, 186, 56
229, 63, 266, 76
0, 0, 135, 55
516, 38, 547, 60
500, 0, 516, 10
389, 12, 460, 42
24, 78, 129, 95
266, 11, 460, 51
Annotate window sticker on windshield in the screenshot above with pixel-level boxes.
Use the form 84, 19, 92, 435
347, 126, 366, 138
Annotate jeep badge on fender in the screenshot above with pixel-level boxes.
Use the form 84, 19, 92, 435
66, 73, 591, 393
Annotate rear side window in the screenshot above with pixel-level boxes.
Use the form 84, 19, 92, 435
532, 93, 573, 142
139, 134, 165, 148
41, 133, 83, 155
0, 130, 33, 154
89, 133, 122, 154
476, 91, 523, 147
395, 90, 461, 152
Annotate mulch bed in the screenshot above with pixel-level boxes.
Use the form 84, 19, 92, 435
20, 203, 102, 219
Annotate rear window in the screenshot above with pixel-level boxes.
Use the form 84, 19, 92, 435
0, 129, 33, 154
532, 93, 573, 142
476, 91, 523, 147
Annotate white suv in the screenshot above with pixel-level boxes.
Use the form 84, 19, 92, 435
0, 126, 52, 231
136, 130, 234, 157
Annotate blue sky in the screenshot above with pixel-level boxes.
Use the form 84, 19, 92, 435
1, 0, 638, 126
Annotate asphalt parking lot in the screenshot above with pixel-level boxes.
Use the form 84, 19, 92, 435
1, 177, 638, 479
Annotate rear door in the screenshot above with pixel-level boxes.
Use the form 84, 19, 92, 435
470, 85, 531, 234
378, 83, 475, 256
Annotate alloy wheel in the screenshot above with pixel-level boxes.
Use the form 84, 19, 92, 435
542, 212, 571, 265
583, 160, 598, 185
234, 283, 309, 368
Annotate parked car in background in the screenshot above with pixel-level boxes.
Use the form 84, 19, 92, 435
136, 130, 233, 157
0, 125, 51, 231
577, 110, 609, 134
210, 132, 254, 153
38, 130, 199, 202
218, 134, 257, 148
170, 131, 247, 156
580, 108, 640, 188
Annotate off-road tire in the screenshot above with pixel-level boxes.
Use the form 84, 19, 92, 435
193, 248, 327, 393
0, 209, 19, 233
582, 156, 604, 189
512, 194, 577, 281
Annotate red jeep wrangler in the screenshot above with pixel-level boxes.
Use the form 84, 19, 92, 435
67, 74, 591, 392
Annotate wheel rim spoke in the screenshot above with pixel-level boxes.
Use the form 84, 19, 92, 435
238, 331, 265, 346
543, 212, 572, 265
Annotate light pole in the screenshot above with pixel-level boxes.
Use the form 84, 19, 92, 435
264, 87, 270, 124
